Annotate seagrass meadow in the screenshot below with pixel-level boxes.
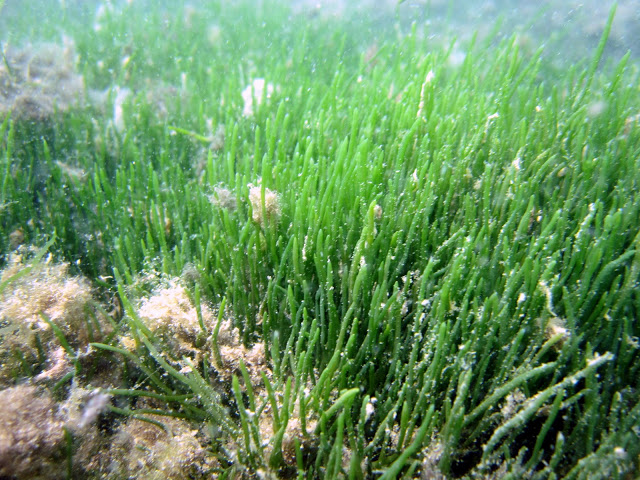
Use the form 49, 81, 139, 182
0, 0, 639, 478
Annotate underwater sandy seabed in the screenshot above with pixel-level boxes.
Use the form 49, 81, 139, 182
0, 0, 640, 479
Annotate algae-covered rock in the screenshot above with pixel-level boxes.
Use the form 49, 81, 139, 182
0, 386, 66, 479
0, 249, 112, 385
0, 40, 84, 121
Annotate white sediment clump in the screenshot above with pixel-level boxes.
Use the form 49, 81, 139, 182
112, 86, 131, 132
133, 280, 268, 384
248, 183, 281, 226
241, 78, 274, 117
134, 283, 211, 361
